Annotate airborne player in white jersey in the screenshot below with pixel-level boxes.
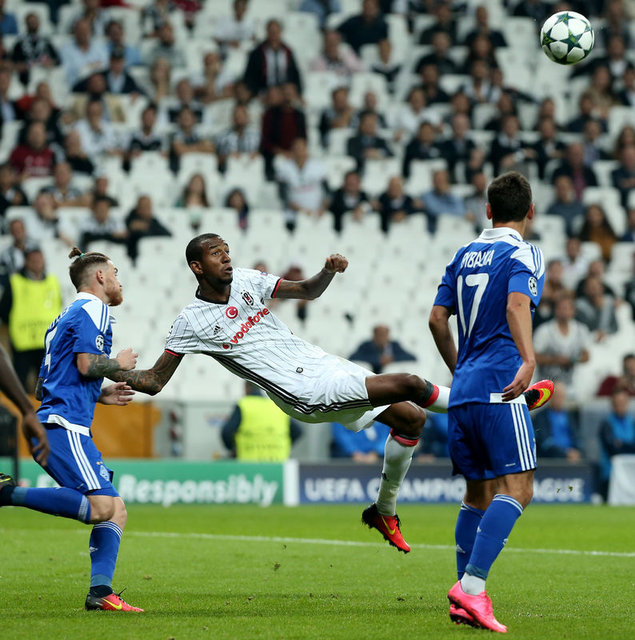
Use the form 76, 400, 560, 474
111, 233, 551, 552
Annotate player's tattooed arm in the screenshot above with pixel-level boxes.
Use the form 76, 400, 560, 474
275, 254, 349, 300
77, 348, 138, 379
109, 351, 182, 396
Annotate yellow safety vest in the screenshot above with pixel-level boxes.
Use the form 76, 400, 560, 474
234, 395, 292, 462
8, 273, 62, 351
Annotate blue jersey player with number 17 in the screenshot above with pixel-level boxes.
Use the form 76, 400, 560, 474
429, 172, 553, 633
0, 248, 143, 612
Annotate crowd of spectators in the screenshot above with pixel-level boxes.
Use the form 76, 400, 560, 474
0, 0, 632, 489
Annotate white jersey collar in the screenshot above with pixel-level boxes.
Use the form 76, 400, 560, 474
75, 292, 104, 303
480, 227, 523, 242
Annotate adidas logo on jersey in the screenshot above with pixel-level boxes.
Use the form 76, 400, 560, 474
229, 308, 270, 344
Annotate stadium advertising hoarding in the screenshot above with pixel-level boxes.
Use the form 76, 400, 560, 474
297, 462, 595, 504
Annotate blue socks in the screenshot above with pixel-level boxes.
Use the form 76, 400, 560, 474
9, 486, 91, 523
89, 521, 123, 589
455, 501, 485, 580
465, 494, 523, 580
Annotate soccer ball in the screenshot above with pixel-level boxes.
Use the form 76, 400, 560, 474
540, 11, 594, 65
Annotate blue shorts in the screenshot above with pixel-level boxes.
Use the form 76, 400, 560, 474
36, 425, 119, 497
448, 403, 536, 481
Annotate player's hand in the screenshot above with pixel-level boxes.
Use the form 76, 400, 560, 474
116, 348, 138, 371
324, 254, 348, 273
21, 411, 50, 466
99, 382, 135, 406
502, 361, 535, 402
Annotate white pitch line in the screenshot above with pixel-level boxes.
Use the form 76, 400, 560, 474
125, 530, 635, 559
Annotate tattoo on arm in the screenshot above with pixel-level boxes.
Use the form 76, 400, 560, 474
84, 353, 123, 378
109, 352, 181, 395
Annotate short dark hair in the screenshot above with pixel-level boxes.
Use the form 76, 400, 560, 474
487, 171, 532, 223
185, 233, 221, 264
68, 247, 110, 290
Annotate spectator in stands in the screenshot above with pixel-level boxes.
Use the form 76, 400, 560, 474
164, 78, 203, 124
300, 0, 341, 28
577, 203, 619, 263
567, 92, 605, 135
598, 388, 635, 500
100, 47, 145, 96
215, 104, 260, 174
20, 192, 69, 245
62, 129, 95, 176
463, 4, 507, 49
462, 60, 501, 107
581, 118, 610, 168
276, 137, 328, 232
328, 169, 371, 234
338, 0, 388, 54
40, 162, 84, 207
9, 122, 56, 179
376, 176, 418, 234
0, 219, 39, 276
586, 65, 619, 119
597, 353, 635, 397
417, 62, 450, 106
534, 292, 591, 394
74, 98, 121, 162
168, 105, 215, 173
532, 116, 566, 180
125, 195, 171, 262
310, 28, 364, 77
126, 104, 167, 167
623, 248, 635, 320
419, 3, 457, 44
346, 110, 393, 174
461, 33, 499, 75
0, 0, 17, 35
483, 92, 517, 133
84, 173, 118, 208
192, 51, 235, 104
576, 274, 619, 338
149, 57, 172, 103
67, 0, 110, 36
11, 11, 60, 86
0, 163, 28, 226
18, 96, 64, 148
590, 34, 633, 83
104, 19, 142, 68
60, 18, 109, 87
402, 121, 443, 179
534, 258, 571, 328
415, 31, 457, 76
78, 195, 127, 249
69, 71, 126, 123
172, 0, 202, 32
147, 21, 186, 69
390, 87, 439, 142
213, 0, 256, 54
622, 207, 635, 241
0, 247, 61, 392
224, 187, 250, 231
463, 170, 489, 233
560, 236, 590, 289
349, 324, 416, 375
513, 0, 549, 22
319, 86, 355, 150
546, 175, 585, 236
331, 420, 390, 462
371, 39, 400, 95
353, 90, 387, 129
420, 168, 466, 234
611, 144, 635, 210
141, 0, 174, 38
0, 64, 21, 130
243, 19, 302, 98
574, 259, 617, 300
439, 113, 475, 183
488, 113, 537, 177
175, 173, 210, 210
222, 382, 302, 461
617, 66, 635, 107
260, 83, 307, 180
552, 142, 598, 201
533, 382, 582, 461
600, 0, 631, 48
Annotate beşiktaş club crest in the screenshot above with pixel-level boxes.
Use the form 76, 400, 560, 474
528, 276, 538, 297
241, 291, 254, 306
95, 335, 105, 352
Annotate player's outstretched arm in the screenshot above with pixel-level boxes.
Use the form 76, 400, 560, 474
76, 348, 138, 379
0, 345, 50, 465
109, 351, 183, 396
275, 254, 348, 300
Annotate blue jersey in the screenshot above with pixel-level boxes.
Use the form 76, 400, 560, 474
37, 292, 113, 435
434, 227, 544, 407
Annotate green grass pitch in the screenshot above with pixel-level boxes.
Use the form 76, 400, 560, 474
1, 504, 634, 639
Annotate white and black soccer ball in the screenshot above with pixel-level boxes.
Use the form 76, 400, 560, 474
540, 11, 594, 65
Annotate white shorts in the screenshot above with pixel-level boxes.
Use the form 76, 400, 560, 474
265, 355, 388, 432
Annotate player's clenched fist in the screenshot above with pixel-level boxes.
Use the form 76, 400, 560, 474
324, 254, 348, 273
116, 348, 138, 371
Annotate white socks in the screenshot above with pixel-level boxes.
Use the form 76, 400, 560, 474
461, 574, 486, 595
426, 384, 450, 414
375, 435, 416, 516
